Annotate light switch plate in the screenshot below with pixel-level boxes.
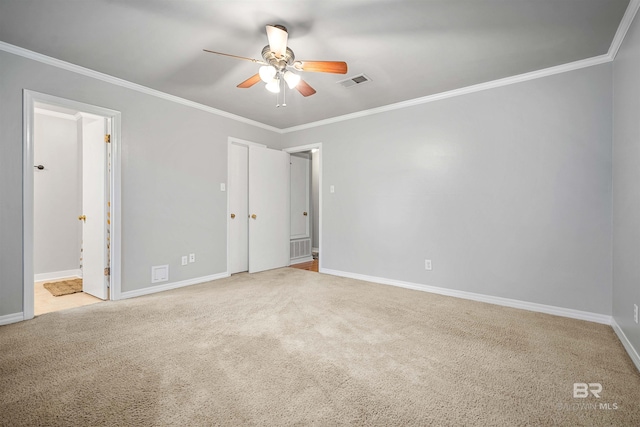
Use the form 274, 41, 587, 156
220, 183, 226, 191
330, 185, 335, 193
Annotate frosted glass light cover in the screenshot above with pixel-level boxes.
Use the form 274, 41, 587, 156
259, 66, 276, 83
283, 71, 301, 89
265, 79, 280, 93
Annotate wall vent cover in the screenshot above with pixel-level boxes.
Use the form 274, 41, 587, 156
337, 74, 372, 88
151, 265, 169, 283
290, 238, 312, 260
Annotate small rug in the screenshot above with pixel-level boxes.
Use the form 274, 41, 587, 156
43, 278, 82, 297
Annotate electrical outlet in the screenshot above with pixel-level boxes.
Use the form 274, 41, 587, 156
634, 304, 638, 324
425, 259, 432, 271
181, 256, 188, 266
189, 253, 196, 263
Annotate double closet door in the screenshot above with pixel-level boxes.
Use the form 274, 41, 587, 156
229, 143, 290, 274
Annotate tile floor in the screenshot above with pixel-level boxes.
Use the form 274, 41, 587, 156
34, 278, 103, 316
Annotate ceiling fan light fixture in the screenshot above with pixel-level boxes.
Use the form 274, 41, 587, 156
265, 78, 281, 93
283, 71, 301, 89
204, 24, 346, 100
259, 65, 276, 83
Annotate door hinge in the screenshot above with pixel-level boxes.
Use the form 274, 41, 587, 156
105, 134, 111, 143
104, 267, 110, 276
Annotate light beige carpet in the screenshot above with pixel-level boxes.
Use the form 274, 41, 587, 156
42, 278, 82, 297
1, 268, 639, 426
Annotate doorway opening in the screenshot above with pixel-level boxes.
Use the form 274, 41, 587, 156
285, 143, 322, 273
23, 90, 122, 320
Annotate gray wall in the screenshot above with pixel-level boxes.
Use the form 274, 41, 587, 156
0, 46, 621, 322
278, 64, 613, 315
613, 12, 640, 355
33, 112, 81, 275
0, 50, 280, 317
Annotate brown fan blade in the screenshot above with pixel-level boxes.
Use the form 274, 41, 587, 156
203, 49, 266, 64
296, 79, 317, 97
296, 61, 348, 74
266, 25, 288, 58
237, 73, 262, 88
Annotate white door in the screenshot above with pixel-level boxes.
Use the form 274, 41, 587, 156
229, 144, 249, 274
81, 115, 108, 299
248, 146, 290, 273
290, 154, 310, 239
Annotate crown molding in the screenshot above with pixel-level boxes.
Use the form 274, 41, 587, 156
0, 41, 280, 133
279, 0, 640, 133
280, 53, 612, 133
609, 0, 640, 59
2, 0, 638, 135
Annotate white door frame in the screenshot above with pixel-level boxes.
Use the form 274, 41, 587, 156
289, 154, 311, 240
226, 137, 266, 275
283, 143, 323, 272
23, 90, 122, 320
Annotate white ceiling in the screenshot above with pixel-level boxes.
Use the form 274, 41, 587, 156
0, 0, 630, 129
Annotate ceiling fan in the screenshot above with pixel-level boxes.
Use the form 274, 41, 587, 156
204, 25, 347, 102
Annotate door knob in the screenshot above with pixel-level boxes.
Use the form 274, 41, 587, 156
303, 212, 308, 216
78, 215, 86, 222
251, 214, 257, 219
230, 213, 236, 219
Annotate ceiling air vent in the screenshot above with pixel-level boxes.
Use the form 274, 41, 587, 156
337, 74, 372, 88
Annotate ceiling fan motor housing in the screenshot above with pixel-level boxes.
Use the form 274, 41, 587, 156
261, 45, 295, 71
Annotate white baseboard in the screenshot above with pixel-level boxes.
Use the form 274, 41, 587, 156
290, 256, 314, 265
118, 272, 229, 300
611, 318, 640, 373
312, 247, 319, 253
34, 269, 82, 282
0, 312, 24, 326
320, 268, 612, 325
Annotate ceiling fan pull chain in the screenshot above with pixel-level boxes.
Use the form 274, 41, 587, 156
282, 78, 287, 107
